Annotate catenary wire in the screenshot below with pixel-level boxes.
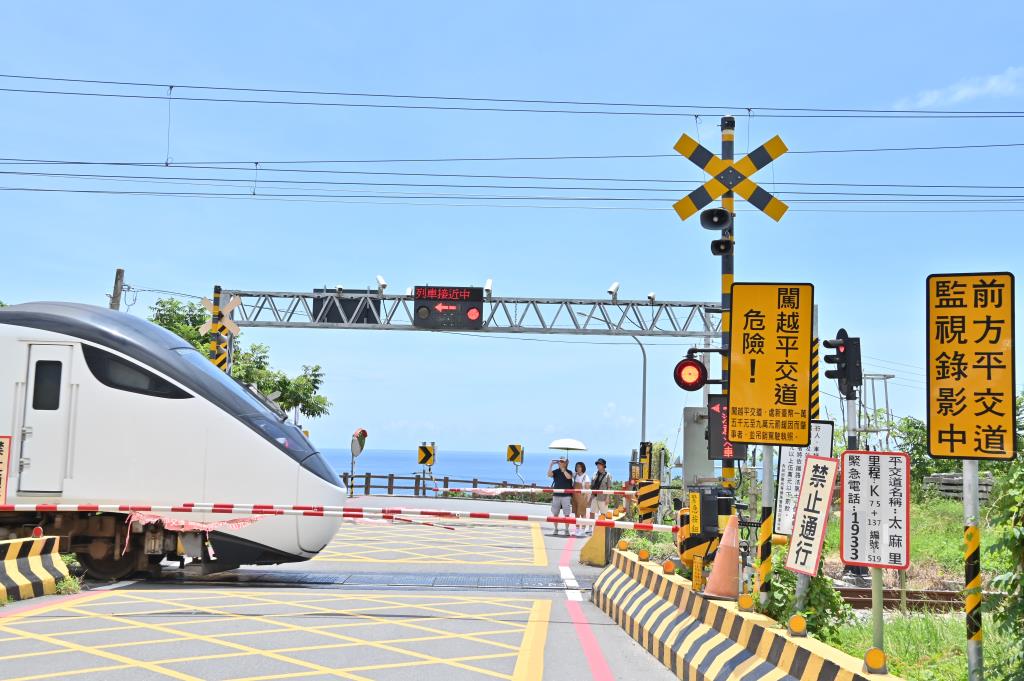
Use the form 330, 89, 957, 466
5, 85, 1024, 118
4, 73, 1024, 117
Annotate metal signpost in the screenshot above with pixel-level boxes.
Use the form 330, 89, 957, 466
926, 272, 1016, 681
840, 450, 910, 674
507, 444, 525, 485
775, 421, 835, 536
0, 435, 10, 505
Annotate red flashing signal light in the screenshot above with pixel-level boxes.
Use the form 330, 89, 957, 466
673, 358, 708, 391
466, 307, 481, 321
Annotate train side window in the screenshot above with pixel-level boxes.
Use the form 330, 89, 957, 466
32, 361, 63, 410
82, 345, 192, 399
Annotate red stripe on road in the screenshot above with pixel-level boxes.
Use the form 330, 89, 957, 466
566, 600, 615, 681
558, 536, 577, 567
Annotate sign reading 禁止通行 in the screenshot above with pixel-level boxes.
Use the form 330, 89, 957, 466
841, 450, 910, 570
927, 272, 1016, 460
728, 283, 814, 447
774, 420, 834, 535
784, 455, 838, 577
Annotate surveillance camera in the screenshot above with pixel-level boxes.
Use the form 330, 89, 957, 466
607, 281, 620, 297
484, 278, 493, 297
375, 275, 387, 290
647, 292, 656, 303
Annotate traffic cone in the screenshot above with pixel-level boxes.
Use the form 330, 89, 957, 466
701, 514, 738, 599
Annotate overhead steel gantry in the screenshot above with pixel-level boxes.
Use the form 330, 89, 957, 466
220, 289, 721, 338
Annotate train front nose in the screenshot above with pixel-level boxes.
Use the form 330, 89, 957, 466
296, 456, 346, 554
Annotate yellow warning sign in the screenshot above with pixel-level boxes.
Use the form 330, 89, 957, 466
688, 491, 701, 535
0, 435, 10, 504
727, 283, 814, 446
692, 554, 705, 592
418, 445, 435, 466
927, 272, 1016, 460
507, 444, 524, 464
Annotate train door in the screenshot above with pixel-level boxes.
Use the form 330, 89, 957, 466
19, 344, 74, 493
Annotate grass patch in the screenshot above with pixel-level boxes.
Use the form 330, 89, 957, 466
830, 613, 1011, 681
822, 495, 1010, 583
55, 575, 81, 595
621, 529, 677, 561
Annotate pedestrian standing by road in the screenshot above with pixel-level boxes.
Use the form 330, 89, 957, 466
587, 458, 613, 536
572, 462, 590, 537
547, 455, 574, 536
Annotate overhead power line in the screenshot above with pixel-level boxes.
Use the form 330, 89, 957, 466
6, 185, 1024, 213
4, 73, 1024, 118
7, 168, 1024, 200
3, 157, 1024, 191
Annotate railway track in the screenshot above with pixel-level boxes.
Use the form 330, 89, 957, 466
838, 586, 963, 612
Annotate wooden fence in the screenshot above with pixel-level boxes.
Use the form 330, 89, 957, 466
922, 472, 994, 503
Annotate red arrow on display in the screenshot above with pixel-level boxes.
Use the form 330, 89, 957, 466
434, 303, 457, 312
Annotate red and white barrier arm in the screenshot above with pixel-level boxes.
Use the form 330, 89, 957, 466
1, 503, 677, 534
432, 487, 637, 496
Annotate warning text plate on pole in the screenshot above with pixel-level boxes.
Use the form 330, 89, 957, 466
727, 283, 814, 446
926, 272, 1016, 460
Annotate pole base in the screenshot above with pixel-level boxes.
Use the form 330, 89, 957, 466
863, 647, 888, 675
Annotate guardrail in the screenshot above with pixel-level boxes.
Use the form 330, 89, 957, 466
340, 473, 543, 497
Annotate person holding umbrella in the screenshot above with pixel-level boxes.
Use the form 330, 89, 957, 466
547, 454, 574, 536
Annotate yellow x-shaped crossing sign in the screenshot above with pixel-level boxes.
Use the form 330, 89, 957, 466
673, 133, 789, 222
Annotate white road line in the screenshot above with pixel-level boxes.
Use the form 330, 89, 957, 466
560, 565, 583, 600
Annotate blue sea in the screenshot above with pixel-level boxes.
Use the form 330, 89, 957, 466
321, 448, 633, 487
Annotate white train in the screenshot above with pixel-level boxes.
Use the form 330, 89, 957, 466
0, 302, 345, 578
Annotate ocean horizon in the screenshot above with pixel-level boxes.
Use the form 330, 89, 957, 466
321, 448, 633, 487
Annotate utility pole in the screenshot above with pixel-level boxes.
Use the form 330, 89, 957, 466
719, 116, 736, 492
109, 268, 125, 311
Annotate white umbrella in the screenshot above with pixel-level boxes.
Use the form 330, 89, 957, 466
548, 438, 587, 453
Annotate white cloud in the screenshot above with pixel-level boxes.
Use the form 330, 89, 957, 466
899, 66, 1024, 108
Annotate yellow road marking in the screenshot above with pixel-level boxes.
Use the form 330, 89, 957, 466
530, 523, 547, 566
57, 602, 371, 681
111, 590, 532, 680
512, 599, 550, 681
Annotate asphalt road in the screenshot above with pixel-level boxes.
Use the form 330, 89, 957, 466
0, 495, 676, 681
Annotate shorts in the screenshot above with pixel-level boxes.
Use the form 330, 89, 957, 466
589, 497, 609, 515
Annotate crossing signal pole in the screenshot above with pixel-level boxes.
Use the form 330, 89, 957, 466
718, 117, 737, 491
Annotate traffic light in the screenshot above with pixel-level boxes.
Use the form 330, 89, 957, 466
823, 328, 863, 398
673, 357, 708, 391
412, 286, 484, 330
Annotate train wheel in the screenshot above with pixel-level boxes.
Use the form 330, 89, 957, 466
76, 538, 142, 580
76, 551, 140, 580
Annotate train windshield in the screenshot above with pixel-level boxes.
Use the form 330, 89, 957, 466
173, 348, 314, 456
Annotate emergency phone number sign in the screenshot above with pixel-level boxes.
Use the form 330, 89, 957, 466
840, 451, 910, 570
413, 286, 485, 330
727, 283, 814, 446
926, 272, 1016, 460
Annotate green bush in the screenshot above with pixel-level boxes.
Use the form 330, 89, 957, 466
757, 548, 853, 642
56, 576, 81, 595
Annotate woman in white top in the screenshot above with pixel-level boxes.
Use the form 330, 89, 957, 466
572, 462, 591, 537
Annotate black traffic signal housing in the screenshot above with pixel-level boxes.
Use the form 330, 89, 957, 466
823, 328, 863, 398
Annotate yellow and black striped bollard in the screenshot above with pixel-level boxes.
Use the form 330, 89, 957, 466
637, 480, 660, 523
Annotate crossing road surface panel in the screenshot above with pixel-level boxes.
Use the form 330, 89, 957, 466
0, 588, 550, 681
315, 521, 547, 567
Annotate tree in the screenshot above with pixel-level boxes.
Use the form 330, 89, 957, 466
148, 298, 331, 419
987, 394, 1024, 681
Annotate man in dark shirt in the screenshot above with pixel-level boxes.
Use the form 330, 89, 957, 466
547, 455, 574, 536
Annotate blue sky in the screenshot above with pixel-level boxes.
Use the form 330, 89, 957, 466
1, 3, 1022, 457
